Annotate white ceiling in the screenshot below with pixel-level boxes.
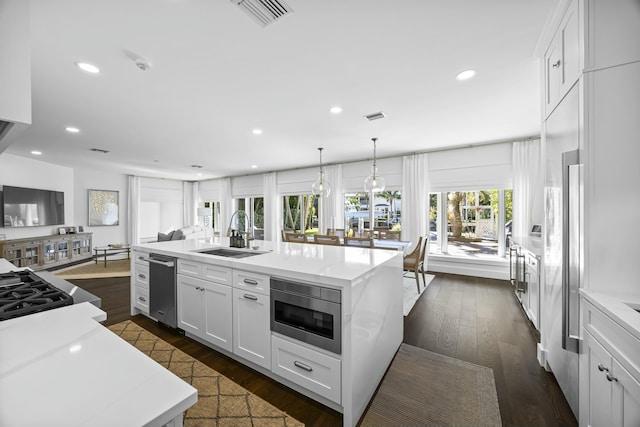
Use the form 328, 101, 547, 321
6, 0, 558, 181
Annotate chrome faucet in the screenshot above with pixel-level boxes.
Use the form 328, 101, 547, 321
227, 209, 252, 248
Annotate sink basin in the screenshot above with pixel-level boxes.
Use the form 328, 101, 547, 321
196, 248, 265, 258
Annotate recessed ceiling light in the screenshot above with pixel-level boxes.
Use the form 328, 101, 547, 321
456, 69, 476, 81
330, 106, 342, 114
252, 129, 263, 135
65, 126, 80, 133
31, 150, 42, 155
251, 165, 258, 169
75, 61, 100, 74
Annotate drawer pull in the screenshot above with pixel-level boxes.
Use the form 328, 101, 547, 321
138, 256, 145, 261
598, 364, 609, 372
293, 361, 313, 372
606, 373, 618, 382
243, 294, 258, 301
138, 274, 146, 279
243, 278, 258, 285
139, 297, 146, 302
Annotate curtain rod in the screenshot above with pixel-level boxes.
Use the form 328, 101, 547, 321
188, 134, 540, 182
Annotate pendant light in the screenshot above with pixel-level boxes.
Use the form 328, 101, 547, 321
311, 147, 331, 197
363, 137, 386, 192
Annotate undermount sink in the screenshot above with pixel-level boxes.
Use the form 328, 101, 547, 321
196, 248, 266, 258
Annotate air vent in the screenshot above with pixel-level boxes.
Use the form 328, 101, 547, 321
90, 148, 110, 154
232, 0, 293, 27
364, 111, 386, 121
191, 164, 203, 169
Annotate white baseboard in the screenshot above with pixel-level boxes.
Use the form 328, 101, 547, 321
537, 343, 550, 370
427, 255, 509, 280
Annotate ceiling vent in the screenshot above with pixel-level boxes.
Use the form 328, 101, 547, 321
90, 148, 110, 154
231, 0, 293, 27
364, 111, 386, 121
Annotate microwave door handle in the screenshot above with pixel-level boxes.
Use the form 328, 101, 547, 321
562, 149, 581, 353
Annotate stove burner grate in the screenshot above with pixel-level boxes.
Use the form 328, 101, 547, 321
0, 270, 74, 321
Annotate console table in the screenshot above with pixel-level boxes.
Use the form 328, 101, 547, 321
94, 245, 131, 268
0, 233, 93, 270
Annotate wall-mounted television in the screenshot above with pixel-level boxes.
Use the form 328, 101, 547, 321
2, 185, 65, 227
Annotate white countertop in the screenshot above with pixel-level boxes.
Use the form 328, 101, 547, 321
580, 289, 640, 341
512, 235, 543, 257
135, 237, 402, 287
0, 303, 197, 426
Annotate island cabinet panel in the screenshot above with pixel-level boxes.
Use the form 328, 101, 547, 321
133, 251, 150, 314
271, 334, 341, 404
177, 274, 233, 352
232, 287, 271, 369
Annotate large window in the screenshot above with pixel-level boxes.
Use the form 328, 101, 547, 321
344, 191, 402, 234
282, 194, 318, 235
429, 189, 511, 258
232, 197, 264, 240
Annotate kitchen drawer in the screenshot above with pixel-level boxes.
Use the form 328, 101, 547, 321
202, 264, 232, 285
233, 270, 270, 295
177, 259, 202, 278
271, 334, 341, 404
135, 286, 149, 313
134, 264, 149, 290
133, 251, 149, 266
583, 300, 640, 382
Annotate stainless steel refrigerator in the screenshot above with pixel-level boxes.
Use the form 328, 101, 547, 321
542, 81, 582, 416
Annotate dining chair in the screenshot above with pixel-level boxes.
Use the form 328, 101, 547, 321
284, 233, 308, 243
327, 228, 345, 238
355, 229, 374, 239
344, 237, 374, 247
314, 234, 341, 246
403, 236, 426, 292
281, 229, 295, 240
378, 230, 401, 241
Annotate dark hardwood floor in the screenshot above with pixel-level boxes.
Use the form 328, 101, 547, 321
70, 273, 577, 427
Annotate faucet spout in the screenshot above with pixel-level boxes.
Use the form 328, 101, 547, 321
227, 209, 253, 247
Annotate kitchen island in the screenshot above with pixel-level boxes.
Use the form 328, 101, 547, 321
131, 237, 404, 427
0, 258, 197, 427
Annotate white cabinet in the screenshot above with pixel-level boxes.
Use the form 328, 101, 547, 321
271, 334, 341, 404
544, 0, 580, 118
177, 275, 233, 351
132, 250, 150, 314
581, 300, 640, 427
232, 270, 271, 369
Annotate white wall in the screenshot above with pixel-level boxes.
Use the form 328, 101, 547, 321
0, 154, 74, 240
73, 167, 128, 247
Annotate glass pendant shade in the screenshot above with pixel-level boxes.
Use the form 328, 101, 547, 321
364, 137, 385, 193
364, 167, 386, 192
311, 147, 331, 197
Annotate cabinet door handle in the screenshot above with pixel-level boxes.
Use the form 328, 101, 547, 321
552, 59, 561, 68
606, 373, 618, 382
598, 363, 609, 372
139, 297, 146, 302
293, 361, 313, 372
243, 278, 258, 285
243, 294, 258, 301
138, 274, 146, 279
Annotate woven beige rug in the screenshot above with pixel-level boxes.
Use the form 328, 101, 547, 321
360, 343, 501, 427
108, 320, 304, 427
53, 259, 131, 279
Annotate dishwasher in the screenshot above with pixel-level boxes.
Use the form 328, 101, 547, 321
148, 253, 177, 328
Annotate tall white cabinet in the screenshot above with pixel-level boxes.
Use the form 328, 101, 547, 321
540, 0, 640, 421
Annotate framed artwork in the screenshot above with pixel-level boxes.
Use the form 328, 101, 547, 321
88, 189, 119, 226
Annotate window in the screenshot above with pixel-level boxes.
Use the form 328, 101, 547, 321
282, 194, 318, 235
232, 197, 264, 240
429, 189, 511, 258
344, 191, 402, 234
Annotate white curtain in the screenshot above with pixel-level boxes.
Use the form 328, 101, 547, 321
263, 172, 279, 241
183, 181, 198, 226
127, 175, 140, 244
402, 153, 429, 255
220, 178, 233, 236
320, 164, 343, 233
512, 139, 542, 239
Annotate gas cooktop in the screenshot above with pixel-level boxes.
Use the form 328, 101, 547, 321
0, 270, 74, 321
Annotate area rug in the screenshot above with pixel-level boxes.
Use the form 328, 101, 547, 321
403, 274, 434, 316
53, 259, 131, 279
360, 344, 501, 427
108, 320, 304, 427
